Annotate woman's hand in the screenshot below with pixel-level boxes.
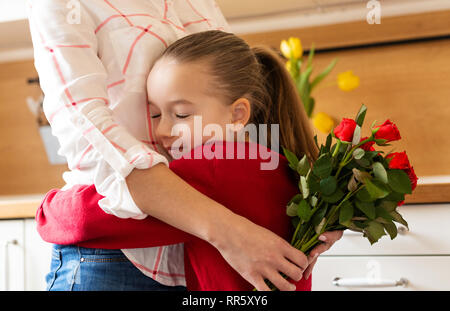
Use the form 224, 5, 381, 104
211, 213, 309, 291
303, 230, 344, 280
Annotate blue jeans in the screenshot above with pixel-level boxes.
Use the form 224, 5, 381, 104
46, 244, 187, 291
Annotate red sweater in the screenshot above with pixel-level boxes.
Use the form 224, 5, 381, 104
36, 141, 311, 291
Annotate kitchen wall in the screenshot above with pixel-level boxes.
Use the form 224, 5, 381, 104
0, 5, 449, 195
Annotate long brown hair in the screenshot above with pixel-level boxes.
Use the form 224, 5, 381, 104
161, 30, 319, 162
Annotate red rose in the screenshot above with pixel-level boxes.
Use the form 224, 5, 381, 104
386, 151, 410, 170
374, 119, 401, 142
359, 136, 375, 151
406, 166, 418, 191
386, 152, 418, 206
334, 118, 357, 142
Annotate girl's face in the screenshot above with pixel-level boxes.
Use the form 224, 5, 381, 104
146, 57, 250, 159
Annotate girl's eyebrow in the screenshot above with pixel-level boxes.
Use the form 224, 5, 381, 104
168, 99, 194, 105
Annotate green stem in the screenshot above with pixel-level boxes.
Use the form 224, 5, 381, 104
332, 140, 342, 158
335, 137, 373, 180
298, 185, 365, 253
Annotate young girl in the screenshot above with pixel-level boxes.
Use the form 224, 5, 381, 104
37, 30, 343, 290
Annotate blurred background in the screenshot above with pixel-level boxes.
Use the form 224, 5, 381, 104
0, 0, 449, 291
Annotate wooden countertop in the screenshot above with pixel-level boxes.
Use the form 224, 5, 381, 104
1, 182, 450, 220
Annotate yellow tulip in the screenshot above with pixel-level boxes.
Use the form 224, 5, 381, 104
337, 70, 360, 91
280, 37, 303, 59
285, 60, 292, 72
313, 112, 335, 134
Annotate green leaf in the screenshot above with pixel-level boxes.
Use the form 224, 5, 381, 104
313, 153, 333, 179
286, 202, 298, 217
355, 158, 371, 168
353, 148, 365, 160
312, 205, 328, 227
297, 154, 310, 176
339, 201, 354, 226
364, 221, 387, 244
355, 104, 367, 127
387, 169, 412, 194
310, 195, 319, 207
365, 151, 381, 160
385, 191, 405, 202
282, 146, 299, 171
352, 125, 361, 147
291, 217, 300, 229
378, 200, 398, 212
299, 176, 310, 199
307, 173, 321, 194
355, 186, 375, 202
297, 199, 313, 222
372, 162, 388, 184
299, 66, 313, 96
310, 58, 338, 91
383, 221, 398, 240
320, 176, 337, 196
374, 138, 388, 145
355, 200, 376, 219
313, 135, 320, 150
390, 210, 409, 229
307, 43, 315, 68
375, 205, 394, 221
325, 134, 332, 152
315, 218, 327, 235
287, 194, 303, 205
322, 187, 345, 203
328, 207, 340, 225
364, 178, 390, 199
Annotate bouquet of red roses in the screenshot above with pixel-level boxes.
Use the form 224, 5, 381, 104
283, 104, 418, 256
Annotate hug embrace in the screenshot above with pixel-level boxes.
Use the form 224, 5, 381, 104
30, 0, 343, 292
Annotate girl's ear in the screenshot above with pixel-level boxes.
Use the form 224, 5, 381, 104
230, 97, 251, 130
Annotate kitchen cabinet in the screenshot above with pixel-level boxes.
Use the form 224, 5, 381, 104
0, 219, 24, 290
312, 203, 450, 291
0, 218, 52, 291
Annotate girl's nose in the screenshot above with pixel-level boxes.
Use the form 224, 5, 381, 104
154, 117, 174, 140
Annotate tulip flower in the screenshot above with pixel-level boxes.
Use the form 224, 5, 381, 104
313, 112, 335, 134
337, 70, 360, 91
280, 37, 303, 59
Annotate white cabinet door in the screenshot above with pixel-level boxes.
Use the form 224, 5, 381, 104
323, 204, 450, 256
24, 219, 53, 291
312, 256, 450, 291
0, 219, 24, 290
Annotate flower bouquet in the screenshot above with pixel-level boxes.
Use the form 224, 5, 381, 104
257, 104, 418, 291
283, 104, 418, 257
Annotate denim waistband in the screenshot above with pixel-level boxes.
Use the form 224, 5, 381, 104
53, 244, 124, 256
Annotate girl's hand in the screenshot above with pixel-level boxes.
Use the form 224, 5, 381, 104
303, 230, 344, 280
211, 213, 309, 291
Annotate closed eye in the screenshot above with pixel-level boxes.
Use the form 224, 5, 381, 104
151, 114, 161, 119
176, 114, 191, 119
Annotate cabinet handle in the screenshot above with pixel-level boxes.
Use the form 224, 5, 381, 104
3, 239, 18, 291
333, 277, 408, 288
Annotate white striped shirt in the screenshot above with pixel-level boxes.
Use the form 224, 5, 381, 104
28, 0, 231, 287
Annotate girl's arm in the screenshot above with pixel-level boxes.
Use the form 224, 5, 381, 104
37, 184, 193, 249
